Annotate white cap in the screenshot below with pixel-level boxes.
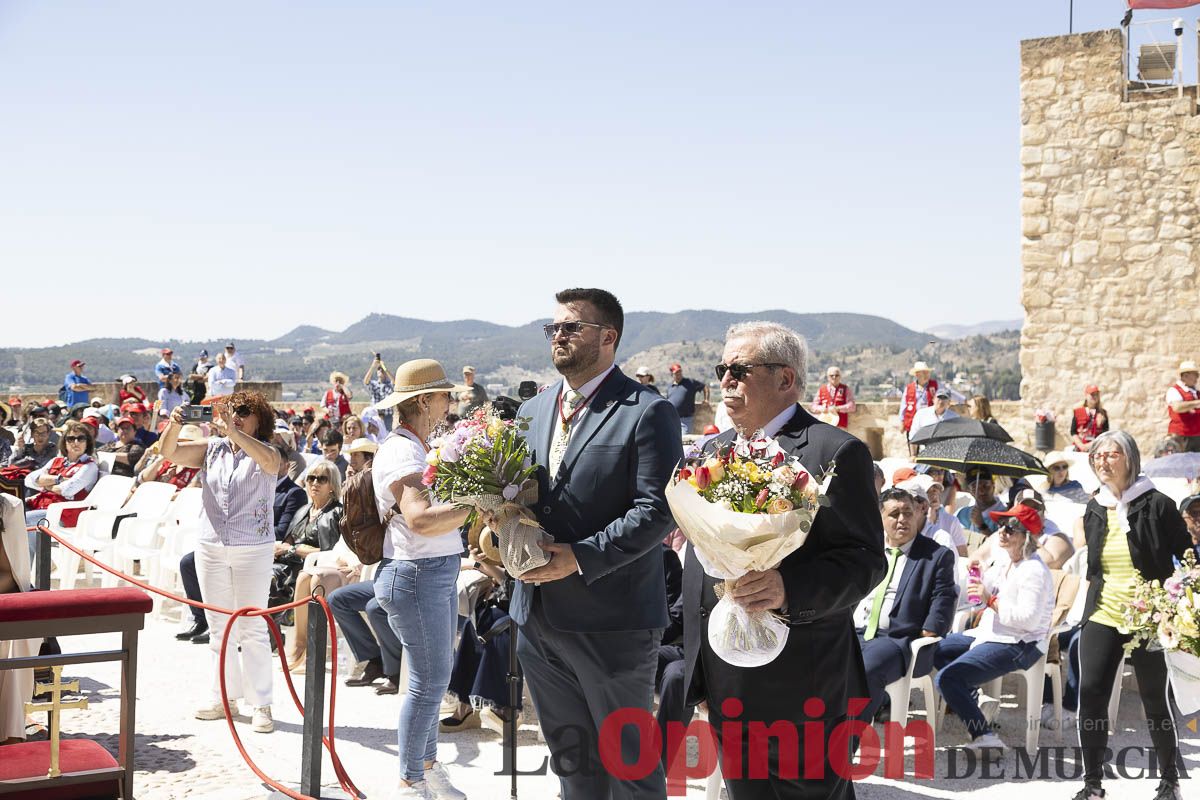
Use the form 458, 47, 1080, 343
635, 366, 651, 377
896, 478, 930, 502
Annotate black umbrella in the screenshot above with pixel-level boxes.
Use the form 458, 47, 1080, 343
908, 416, 1013, 445
915, 436, 1048, 478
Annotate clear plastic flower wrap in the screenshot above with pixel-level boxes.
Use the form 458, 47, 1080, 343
666, 436, 832, 667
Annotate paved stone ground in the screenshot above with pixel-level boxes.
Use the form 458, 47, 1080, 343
24, 612, 1200, 799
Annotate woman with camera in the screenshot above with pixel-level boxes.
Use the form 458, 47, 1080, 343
374, 359, 471, 799
1071, 431, 1190, 800
161, 391, 281, 735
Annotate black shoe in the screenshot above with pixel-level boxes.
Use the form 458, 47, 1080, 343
270, 632, 285, 653
191, 632, 210, 645
345, 659, 385, 687
1071, 785, 1104, 800
176, 621, 208, 641
375, 676, 400, 695
1152, 781, 1180, 800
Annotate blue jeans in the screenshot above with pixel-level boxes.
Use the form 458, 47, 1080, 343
933, 632, 1042, 739
330, 579, 403, 678
678, 416, 693, 436
375, 555, 459, 782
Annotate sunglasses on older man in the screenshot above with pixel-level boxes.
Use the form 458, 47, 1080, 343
714, 362, 787, 382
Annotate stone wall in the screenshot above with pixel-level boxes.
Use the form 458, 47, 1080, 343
1019, 29, 1200, 454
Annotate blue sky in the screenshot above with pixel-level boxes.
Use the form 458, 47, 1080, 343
2, 1, 1197, 347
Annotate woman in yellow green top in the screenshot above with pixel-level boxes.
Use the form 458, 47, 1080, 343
1074, 430, 1191, 800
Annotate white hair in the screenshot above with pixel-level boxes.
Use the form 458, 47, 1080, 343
725, 321, 809, 396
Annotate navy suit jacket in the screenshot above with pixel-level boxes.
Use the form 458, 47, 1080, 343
877, 533, 957, 676
512, 367, 683, 633
273, 476, 307, 542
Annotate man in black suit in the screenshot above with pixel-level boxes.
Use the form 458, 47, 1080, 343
682, 321, 886, 800
856, 487, 957, 723
515, 288, 683, 800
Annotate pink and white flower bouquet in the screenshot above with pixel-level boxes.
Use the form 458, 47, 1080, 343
1123, 549, 1200, 713
424, 406, 550, 577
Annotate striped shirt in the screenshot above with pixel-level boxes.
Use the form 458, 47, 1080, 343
1090, 509, 1138, 629
198, 437, 276, 547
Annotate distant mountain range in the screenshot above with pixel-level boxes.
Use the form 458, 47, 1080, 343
0, 310, 1021, 400
924, 320, 1022, 339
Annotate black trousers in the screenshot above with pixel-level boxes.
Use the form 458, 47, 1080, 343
655, 644, 696, 769
179, 551, 205, 626
1077, 620, 1179, 785
516, 595, 664, 800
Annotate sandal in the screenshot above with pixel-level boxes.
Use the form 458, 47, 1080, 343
438, 709, 480, 733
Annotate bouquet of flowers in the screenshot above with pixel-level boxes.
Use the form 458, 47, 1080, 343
423, 407, 550, 577
666, 434, 832, 667
1122, 549, 1200, 714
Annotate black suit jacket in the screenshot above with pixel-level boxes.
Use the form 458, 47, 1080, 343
512, 367, 683, 632
875, 534, 957, 676
683, 404, 886, 722
273, 476, 307, 542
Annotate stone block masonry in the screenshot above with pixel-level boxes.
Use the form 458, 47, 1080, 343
1020, 29, 1200, 453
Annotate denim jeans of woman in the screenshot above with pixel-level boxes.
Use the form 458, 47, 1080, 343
375, 555, 459, 783
933, 631, 1043, 739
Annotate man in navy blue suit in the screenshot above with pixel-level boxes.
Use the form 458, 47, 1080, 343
855, 487, 958, 722
514, 288, 683, 800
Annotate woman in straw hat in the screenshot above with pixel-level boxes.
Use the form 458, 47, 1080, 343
373, 359, 472, 799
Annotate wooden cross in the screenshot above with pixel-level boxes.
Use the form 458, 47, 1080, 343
24, 665, 89, 778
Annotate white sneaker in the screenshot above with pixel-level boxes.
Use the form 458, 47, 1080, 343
251, 706, 274, 733
979, 695, 1001, 724
195, 700, 237, 720
424, 763, 466, 800
965, 732, 1007, 752
1040, 702, 1059, 729
390, 780, 432, 799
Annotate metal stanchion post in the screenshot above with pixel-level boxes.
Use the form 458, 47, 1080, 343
300, 597, 327, 797
36, 524, 52, 590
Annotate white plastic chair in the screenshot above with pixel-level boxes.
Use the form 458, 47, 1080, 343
983, 642, 1052, 752
148, 488, 204, 618
115, 487, 200, 604
95, 451, 116, 475
43, 474, 133, 585
883, 636, 943, 751
59, 481, 178, 589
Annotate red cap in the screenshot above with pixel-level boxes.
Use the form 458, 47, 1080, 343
891, 466, 918, 485
70, 359, 85, 368
122, 402, 148, 414
286, 408, 295, 416
161, 348, 173, 355
703, 424, 720, 435
669, 363, 682, 372
8, 396, 20, 405
1084, 384, 1099, 395
115, 416, 137, 429
81, 416, 99, 429
989, 504, 1044, 535
303, 406, 315, 413
41, 399, 55, 407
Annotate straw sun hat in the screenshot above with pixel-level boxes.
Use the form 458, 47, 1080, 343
376, 359, 466, 410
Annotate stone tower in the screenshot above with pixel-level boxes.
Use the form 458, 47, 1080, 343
1019, 28, 1200, 453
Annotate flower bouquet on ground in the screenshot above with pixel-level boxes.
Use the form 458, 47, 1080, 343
666, 435, 833, 667
1123, 549, 1200, 714
423, 406, 550, 578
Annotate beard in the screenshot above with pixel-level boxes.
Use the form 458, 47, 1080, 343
552, 337, 602, 376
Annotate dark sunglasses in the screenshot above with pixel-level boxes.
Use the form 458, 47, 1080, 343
714, 362, 786, 382
1050, 464, 1069, 472
542, 321, 609, 340
64, 435, 89, 444
1000, 517, 1028, 535
305, 474, 330, 485
232, 405, 252, 418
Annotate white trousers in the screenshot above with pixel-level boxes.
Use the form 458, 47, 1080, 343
195, 539, 275, 709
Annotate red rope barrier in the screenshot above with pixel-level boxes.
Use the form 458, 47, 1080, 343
31, 523, 364, 800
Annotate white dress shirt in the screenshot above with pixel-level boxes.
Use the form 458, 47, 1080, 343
853, 537, 914, 633
734, 404, 798, 444
910, 406, 959, 433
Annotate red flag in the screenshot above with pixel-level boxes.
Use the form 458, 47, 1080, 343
1128, 1, 1200, 8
